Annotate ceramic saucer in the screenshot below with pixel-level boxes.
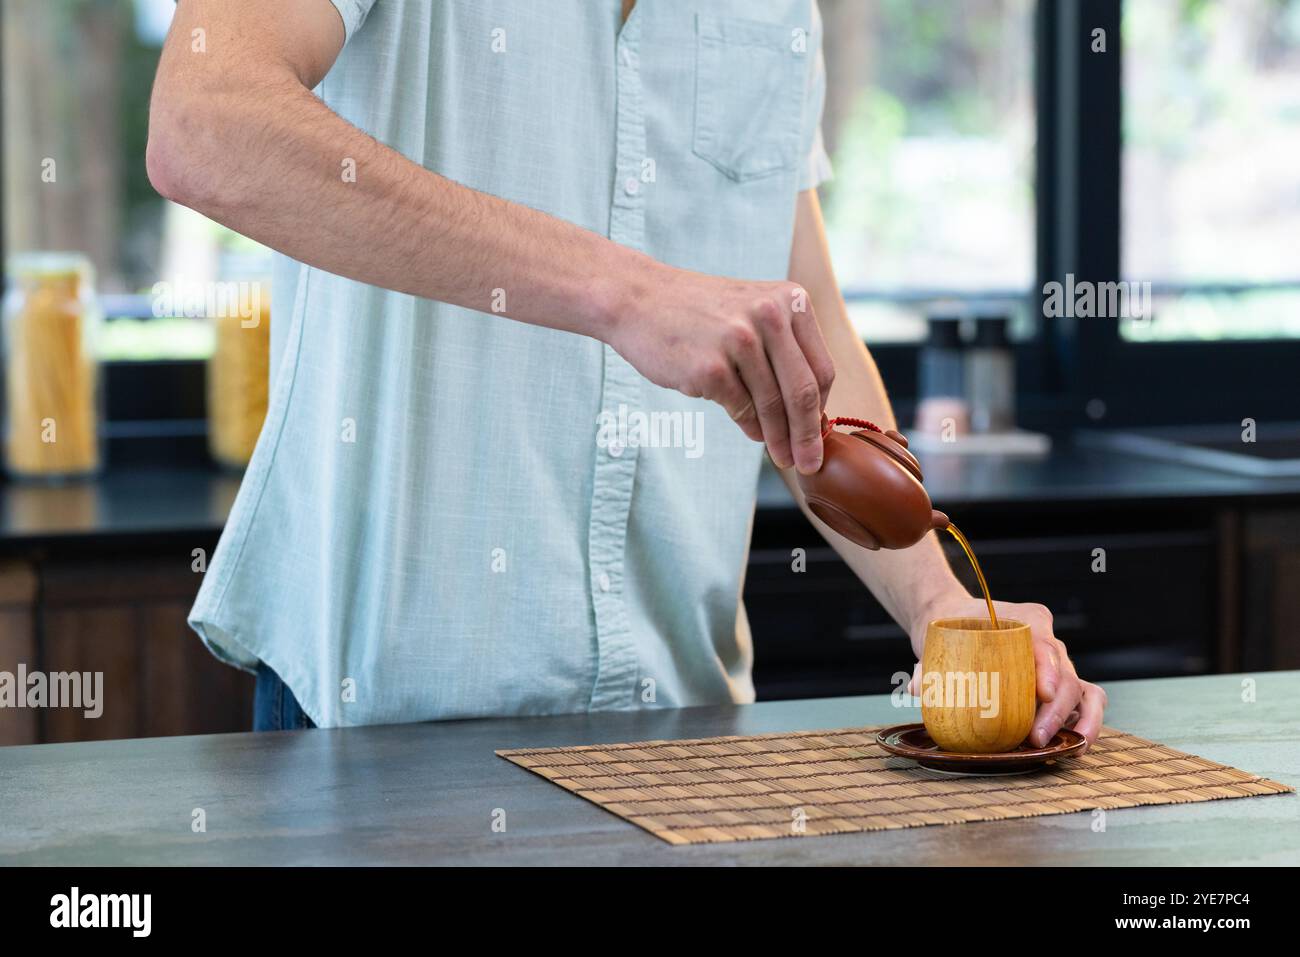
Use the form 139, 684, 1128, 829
875, 723, 1087, 774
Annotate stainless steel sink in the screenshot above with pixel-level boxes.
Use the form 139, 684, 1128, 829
1079, 423, 1300, 477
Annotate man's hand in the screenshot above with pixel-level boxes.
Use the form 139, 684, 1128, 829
605, 265, 835, 474
908, 595, 1108, 748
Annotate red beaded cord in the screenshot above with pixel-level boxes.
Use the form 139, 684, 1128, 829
821, 416, 883, 439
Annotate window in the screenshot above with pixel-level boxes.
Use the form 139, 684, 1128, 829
818, 0, 1037, 342
1121, 0, 1300, 341
2, 0, 267, 359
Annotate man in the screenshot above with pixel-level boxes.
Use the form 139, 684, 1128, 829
149, 0, 1106, 741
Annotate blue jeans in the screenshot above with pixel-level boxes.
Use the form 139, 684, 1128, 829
253, 662, 315, 731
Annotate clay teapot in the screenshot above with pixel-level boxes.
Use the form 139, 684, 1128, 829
796, 415, 949, 550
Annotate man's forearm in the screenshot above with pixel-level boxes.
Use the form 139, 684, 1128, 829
782, 191, 967, 646
147, 30, 650, 341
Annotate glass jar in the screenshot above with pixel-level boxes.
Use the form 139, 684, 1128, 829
965, 314, 1016, 433
207, 280, 271, 469
2, 253, 103, 479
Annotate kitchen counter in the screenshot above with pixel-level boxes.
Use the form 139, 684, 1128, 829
0, 439, 1286, 547
1, 671, 1295, 865
4, 437, 1300, 547
0, 468, 240, 548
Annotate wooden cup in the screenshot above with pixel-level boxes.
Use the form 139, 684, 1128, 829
920, 617, 1036, 754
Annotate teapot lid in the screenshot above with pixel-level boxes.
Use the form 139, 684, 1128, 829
820, 415, 925, 483
847, 428, 924, 484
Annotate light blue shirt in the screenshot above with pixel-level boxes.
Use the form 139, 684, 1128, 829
189, 0, 832, 727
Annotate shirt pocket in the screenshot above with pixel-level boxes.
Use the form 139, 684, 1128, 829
692, 13, 805, 183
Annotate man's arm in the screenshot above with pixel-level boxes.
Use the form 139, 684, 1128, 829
782, 189, 964, 645
147, 0, 833, 473
783, 189, 1107, 746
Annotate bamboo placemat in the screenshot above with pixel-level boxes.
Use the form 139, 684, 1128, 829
497, 726, 1293, 845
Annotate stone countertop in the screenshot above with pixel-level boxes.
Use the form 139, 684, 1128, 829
0, 671, 1295, 865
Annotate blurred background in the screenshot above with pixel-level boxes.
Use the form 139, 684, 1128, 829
1, 0, 1298, 746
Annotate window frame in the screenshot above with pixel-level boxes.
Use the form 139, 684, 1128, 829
1038, 0, 1300, 428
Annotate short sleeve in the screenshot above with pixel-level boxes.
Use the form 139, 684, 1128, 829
329, 0, 378, 46
798, 1, 834, 191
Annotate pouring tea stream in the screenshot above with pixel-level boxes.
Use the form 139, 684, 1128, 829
796, 415, 998, 626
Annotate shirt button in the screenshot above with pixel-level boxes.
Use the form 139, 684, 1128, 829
620, 47, 633, 67
598, 572, 612, 593
608, 440, 623, 458
623, 177, 640, 196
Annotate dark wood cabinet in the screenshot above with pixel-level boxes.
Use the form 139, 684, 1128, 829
745, 500, 1222, 700
1240, 508, 1300, 672
0, 562, 39, 746
0, 555, 252, 746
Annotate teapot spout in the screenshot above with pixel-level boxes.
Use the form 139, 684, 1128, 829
930, 509, 950, 532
